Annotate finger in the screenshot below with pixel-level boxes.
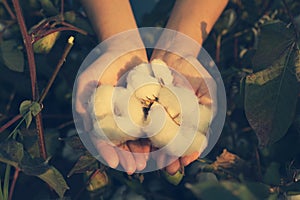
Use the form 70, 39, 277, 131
127, 140, 147, 171
116, 144, 136, 175
166, 157, 181, 175
155, 151, 168, 169
180, 151, 200, 166
94, 139, 119, 168
139, 139, 151, 160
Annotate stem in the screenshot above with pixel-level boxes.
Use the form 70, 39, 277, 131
39, 36, 74, 103
60, 0, 64, 20
35, 113, 47, 159
12, 0, 47, 160
0, 115, 22, 133
3, 165, 11, 200
12, 0, 37, 100
8, 168, 20, 200
2, 0, 16, 20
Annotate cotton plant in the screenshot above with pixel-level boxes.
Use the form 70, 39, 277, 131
89, 59, 212, 157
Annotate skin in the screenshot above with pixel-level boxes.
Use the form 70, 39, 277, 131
78, 0, 228, 175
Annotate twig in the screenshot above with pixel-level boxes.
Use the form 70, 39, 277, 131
2, 0, 16, 20
39, 36, 74, 103
0, 114, 22, 133
8, 168, 20, 200
32, 24, 87, 44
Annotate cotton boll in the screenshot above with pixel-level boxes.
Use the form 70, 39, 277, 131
144, 102, 180, 148
181, 131, 207, 156
157, 86, 180, 123
93, 114, 137, 145
92, 85, 114, 119
158, 125, 206, 157
112, 87, 145, 127
158, 86, 199, 126
151, 59, 173, 85
126, 64, 161, 100
198, 104, 212, 134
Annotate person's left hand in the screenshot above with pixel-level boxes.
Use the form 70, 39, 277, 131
150, 50, 212, 175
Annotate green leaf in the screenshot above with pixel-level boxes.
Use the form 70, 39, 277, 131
30, 102, 42, 116
252, 20, 294, 72
84, 171, 109, 192
0, 140, 24, 168
19, 100, 42, 128
19, 100, 32, 115
38, 0, 58, 15
38, 167, 69, 198
162, 170, 184, 185
245, 47, 300, 146
263, 162, 281, 185
63, 11, 94, 35
33, 32, 60, 54
0, 40, 24, 72
67, 153, 98, 177
245, 181, 271, 199
186, 180, 256, 200
214, 9, 237, 35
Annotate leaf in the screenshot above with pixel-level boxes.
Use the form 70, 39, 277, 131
67, 153, 98, 177
0, 140, 69, 198
162, 170, 184, 185
19, 100, 42, 128
0, 140, 24, 168
84, 171, 109, 192
263, 162, 281, 185
62, 135, 86, 152
30, 102, 42, 116
214, 9, 237, 35
38, 167, 69, 198
252, 20, 294, 72
33, 32, 60, 54
63, 11, 94, 35
186, 180, 256, 200
245, 47, 300, 146
38, 0, 59, 15
245, 182, 270, 199
0, 40, 24, 72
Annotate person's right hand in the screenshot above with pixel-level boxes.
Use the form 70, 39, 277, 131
75, 48, 151, 175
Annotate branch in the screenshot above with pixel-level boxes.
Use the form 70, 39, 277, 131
0, 114, 22, 133
2, 0, 16, 20
12, 0, 37, 99
39, 36, 74, 103
8, 168, 20, 200
12, 0, 47, 160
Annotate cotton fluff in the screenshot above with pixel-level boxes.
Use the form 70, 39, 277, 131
90, 60, 211, 156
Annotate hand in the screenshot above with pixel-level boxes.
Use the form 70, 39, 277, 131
150, 50, 212, 175
75, 48, 151, 174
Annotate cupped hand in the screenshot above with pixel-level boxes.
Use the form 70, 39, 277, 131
75, 48, 151, 174
150, 50, 212, 175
